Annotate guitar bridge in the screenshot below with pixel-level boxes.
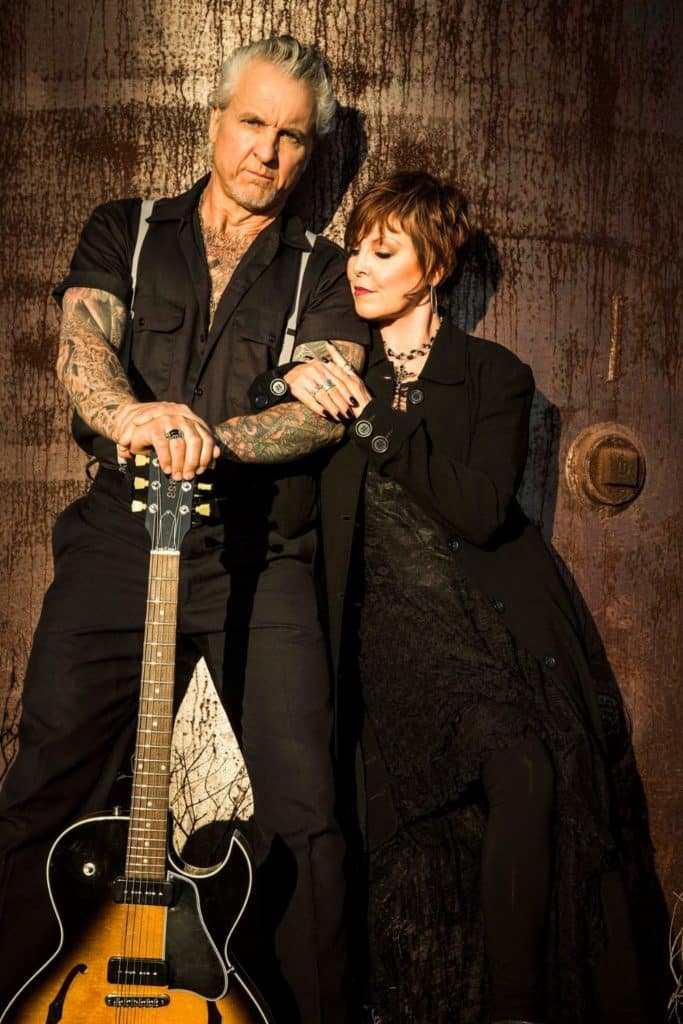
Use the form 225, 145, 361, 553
105, 995, 171, 1007
107, 957, 169, 986
111, 876, 174, 906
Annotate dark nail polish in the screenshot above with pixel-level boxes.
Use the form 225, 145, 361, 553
349, 396, 359, 407
323, 411, 335, 422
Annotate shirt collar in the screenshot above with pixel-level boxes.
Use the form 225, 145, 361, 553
368, 317, 467, 384
147, 174, 313, 250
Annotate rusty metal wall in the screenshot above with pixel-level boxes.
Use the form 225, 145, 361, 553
1, 0, 681, 942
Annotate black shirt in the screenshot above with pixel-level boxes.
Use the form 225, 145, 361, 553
53, 173, 368, 446
53, 174, 369, 545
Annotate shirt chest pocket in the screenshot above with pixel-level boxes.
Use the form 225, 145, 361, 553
227, 310, 287, 413
130, 297, 185, 399
233, 309, 286, 352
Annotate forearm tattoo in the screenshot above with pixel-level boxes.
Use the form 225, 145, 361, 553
57, 287, 133, 438
216, 340, 365, 463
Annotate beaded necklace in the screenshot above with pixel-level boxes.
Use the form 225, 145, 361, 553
383, 317, 441, 409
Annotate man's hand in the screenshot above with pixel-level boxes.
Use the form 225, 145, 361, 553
114, 401, 220, 479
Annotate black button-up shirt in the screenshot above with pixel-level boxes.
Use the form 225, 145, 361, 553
53, 174, 369, 547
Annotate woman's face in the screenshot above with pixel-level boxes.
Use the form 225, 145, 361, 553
346, 222, 429, 322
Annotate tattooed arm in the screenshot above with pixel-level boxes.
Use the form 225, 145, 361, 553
58, 287, 219, 477
57, 287, 136, 437
213, 340, 367, 463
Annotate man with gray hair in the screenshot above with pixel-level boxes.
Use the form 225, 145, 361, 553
0, 35, 368, 1023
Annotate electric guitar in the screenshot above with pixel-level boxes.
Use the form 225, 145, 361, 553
1, 455, 272, 1023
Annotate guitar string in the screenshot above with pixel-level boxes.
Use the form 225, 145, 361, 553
115, 484, 190, 1017
118, 550, 179, 1017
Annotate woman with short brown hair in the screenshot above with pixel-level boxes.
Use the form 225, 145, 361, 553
259, 171, 648, 1022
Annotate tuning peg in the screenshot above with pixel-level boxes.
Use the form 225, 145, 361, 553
194, 502, 212, 517
133, 477, 148, 490
131, 500, 147, 513
196, 481, 213, 492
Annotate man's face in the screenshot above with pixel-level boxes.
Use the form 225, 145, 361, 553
209, 59, 317, 215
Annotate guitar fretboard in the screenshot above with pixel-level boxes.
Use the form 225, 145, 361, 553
125, 550, 180, 879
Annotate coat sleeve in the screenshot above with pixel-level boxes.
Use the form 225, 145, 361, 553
349, 351, 534, 545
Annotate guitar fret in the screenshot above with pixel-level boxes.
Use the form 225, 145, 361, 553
124, 477, 191, 881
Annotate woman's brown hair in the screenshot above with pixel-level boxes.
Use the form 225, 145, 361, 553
345, 171, 470, 288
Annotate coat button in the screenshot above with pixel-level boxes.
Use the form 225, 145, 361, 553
492, 599, 505, 613
543, 654, 558, 669
254, 394, 269, 409
447, 536, 461, 552
270, 377, 287, 397
194, 386, 203, 397
408, 387, 424, 404
371, 435, 389, 454
138, 316, 145, 327
355, 419, 373, 438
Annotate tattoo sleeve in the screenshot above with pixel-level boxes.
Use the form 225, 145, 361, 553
56, 287, 134, 439
215, 340, 366, 463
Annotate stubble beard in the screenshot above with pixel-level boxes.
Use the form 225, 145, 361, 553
228, 179, 284, 214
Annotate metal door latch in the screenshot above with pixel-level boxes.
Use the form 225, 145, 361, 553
566, 424, 646, 512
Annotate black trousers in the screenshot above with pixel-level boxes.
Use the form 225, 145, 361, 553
0, 471, 346, 1023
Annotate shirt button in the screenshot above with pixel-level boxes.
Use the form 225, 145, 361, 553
138, 316, 145, 327
194, 386, 203, 397
270, 377, 287, 397
492, 599, 505, 613
254, 394, 269, 409
408, 387, 424, 404
543, 654, 558, 669
447, 536, 461, 552
355, 419, 373, 438
371, 435, 389, 454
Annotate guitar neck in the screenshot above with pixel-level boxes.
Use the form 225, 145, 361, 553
125, 549, 180, 880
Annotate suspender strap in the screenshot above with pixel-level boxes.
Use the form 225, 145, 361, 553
130, 199, 154, 314
278, 230, 317, 365
118, 198, 154, 375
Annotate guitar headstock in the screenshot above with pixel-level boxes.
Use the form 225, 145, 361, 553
130, 454, 213, 552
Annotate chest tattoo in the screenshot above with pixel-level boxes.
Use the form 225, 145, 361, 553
201, 224, 258, 328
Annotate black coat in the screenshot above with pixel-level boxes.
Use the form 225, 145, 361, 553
320, 317, 606, 757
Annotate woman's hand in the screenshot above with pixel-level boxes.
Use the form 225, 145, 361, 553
285, 342, 373, 421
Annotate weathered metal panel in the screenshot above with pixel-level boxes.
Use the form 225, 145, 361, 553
1, 0, 680, 982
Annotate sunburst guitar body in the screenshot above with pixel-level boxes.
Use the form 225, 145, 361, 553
1, 456, 272, 1024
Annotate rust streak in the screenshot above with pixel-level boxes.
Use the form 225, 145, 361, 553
608, 291, 624, 381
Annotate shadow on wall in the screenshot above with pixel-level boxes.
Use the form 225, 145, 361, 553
449, 228, 671, 1014
288, 105, 368, 233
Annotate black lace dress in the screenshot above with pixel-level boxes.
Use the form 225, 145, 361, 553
358, 466, 616, 1024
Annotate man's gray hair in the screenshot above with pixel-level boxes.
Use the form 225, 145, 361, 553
208, 35, 337, 137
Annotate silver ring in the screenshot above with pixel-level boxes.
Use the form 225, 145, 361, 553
309, 385, 324, 398
322, 378, 336, 391
164, 428, 185, 441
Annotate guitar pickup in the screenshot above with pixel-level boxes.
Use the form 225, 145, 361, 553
107, 957, 169, 986
111, 877, 174, 906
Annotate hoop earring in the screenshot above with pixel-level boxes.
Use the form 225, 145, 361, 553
430, 285, 438, 316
